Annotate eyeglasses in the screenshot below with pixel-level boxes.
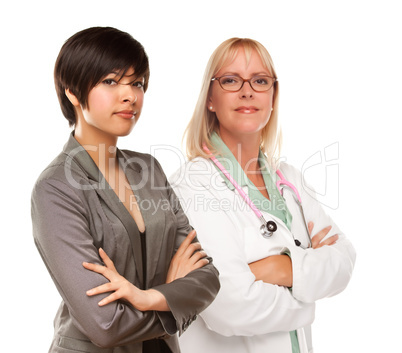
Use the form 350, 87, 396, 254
211, 75, 277, 92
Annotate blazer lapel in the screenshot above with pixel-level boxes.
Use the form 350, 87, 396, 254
62, 133, 145, 285
94, 183, 145, 286
120, 150, 166, 288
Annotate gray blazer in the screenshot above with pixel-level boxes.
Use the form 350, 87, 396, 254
31, 133, 220, 353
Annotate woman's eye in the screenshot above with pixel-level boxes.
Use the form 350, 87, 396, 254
132, 81, 144, 89
253, 77, 269, 85
102, 79, 117, 86
221, 76, 239, 85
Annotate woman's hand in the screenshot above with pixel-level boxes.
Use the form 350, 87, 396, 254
83, 248, 169, 311
166, 230, 210, 284
308, 222, 339, 249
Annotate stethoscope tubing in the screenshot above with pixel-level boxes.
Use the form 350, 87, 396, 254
203, 143, 312, 248
276, 170, 302, 203
205, 147, 264, 219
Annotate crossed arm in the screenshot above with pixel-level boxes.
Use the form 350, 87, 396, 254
249, 222, 339, 287
83, 230, 209, 311
84, 221, 337, 311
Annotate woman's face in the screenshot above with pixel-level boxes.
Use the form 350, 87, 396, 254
78, 67, 145, 140
209, 48, 274, 143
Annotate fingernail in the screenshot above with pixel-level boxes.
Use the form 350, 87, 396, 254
86, 289, 93, 295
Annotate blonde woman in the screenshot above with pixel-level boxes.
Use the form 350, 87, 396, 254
170, 38, 356, 353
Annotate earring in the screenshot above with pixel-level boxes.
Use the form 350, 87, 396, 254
209, 106, 213, 111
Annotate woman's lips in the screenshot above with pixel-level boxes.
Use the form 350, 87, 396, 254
235, 106, 259, 113
115, 110, 136, 119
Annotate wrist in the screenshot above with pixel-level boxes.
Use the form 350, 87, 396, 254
145, 289, 169, 312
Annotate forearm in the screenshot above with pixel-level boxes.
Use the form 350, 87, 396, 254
249, 255, 293, 287
289, 236, 356, 303
279, 163, 356, 302
155, 263, 220, 335
137, 289, 170, 312
84, 253, 171, 312
201, 268, 314, 336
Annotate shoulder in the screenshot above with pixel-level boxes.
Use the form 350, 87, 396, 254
119, 149, 155, 168
173, 157, 215, 173
120, 149, 172, 189
277, 161, 304, 185
31, 146, 95, 208
277, 161, 320, 203
120, 149, 162, 174
169, 157, 218, 188
33, 151, 85, 192
120, 149, 168, 173
31, 157, 89, 225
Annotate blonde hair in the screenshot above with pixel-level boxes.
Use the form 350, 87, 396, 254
184, 37, 282, 167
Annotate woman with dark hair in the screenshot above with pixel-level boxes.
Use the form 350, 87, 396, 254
31, 27, 219, 353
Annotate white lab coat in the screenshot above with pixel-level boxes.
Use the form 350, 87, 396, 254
169, 158, 356, 353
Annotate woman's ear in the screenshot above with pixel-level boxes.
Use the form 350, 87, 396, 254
207, 95, 215, 112
65, 89, 80, 107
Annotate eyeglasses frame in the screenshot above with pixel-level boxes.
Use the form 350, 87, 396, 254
211, 74, 278, 92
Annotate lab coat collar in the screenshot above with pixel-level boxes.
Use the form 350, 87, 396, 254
209, 131, 273, 191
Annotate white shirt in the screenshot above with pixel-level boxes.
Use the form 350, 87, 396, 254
169, 158, 356, 353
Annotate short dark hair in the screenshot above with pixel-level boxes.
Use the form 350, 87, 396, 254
54, 27, 150, 126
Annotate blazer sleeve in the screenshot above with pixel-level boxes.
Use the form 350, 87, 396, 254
32, 178, 177, 348
169, 164, 315, 337
149, 158, 220, 336
279, 164, 356, 303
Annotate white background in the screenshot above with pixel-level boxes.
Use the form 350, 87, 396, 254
1, 0, 401, 352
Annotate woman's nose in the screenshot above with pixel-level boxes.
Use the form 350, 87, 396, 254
121, 85, 137, 104
239, 81, 253, 99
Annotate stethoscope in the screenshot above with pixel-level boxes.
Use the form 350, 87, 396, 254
203, 144, 312, 249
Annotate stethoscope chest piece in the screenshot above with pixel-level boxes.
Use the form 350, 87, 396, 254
260, 220, 278, 239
